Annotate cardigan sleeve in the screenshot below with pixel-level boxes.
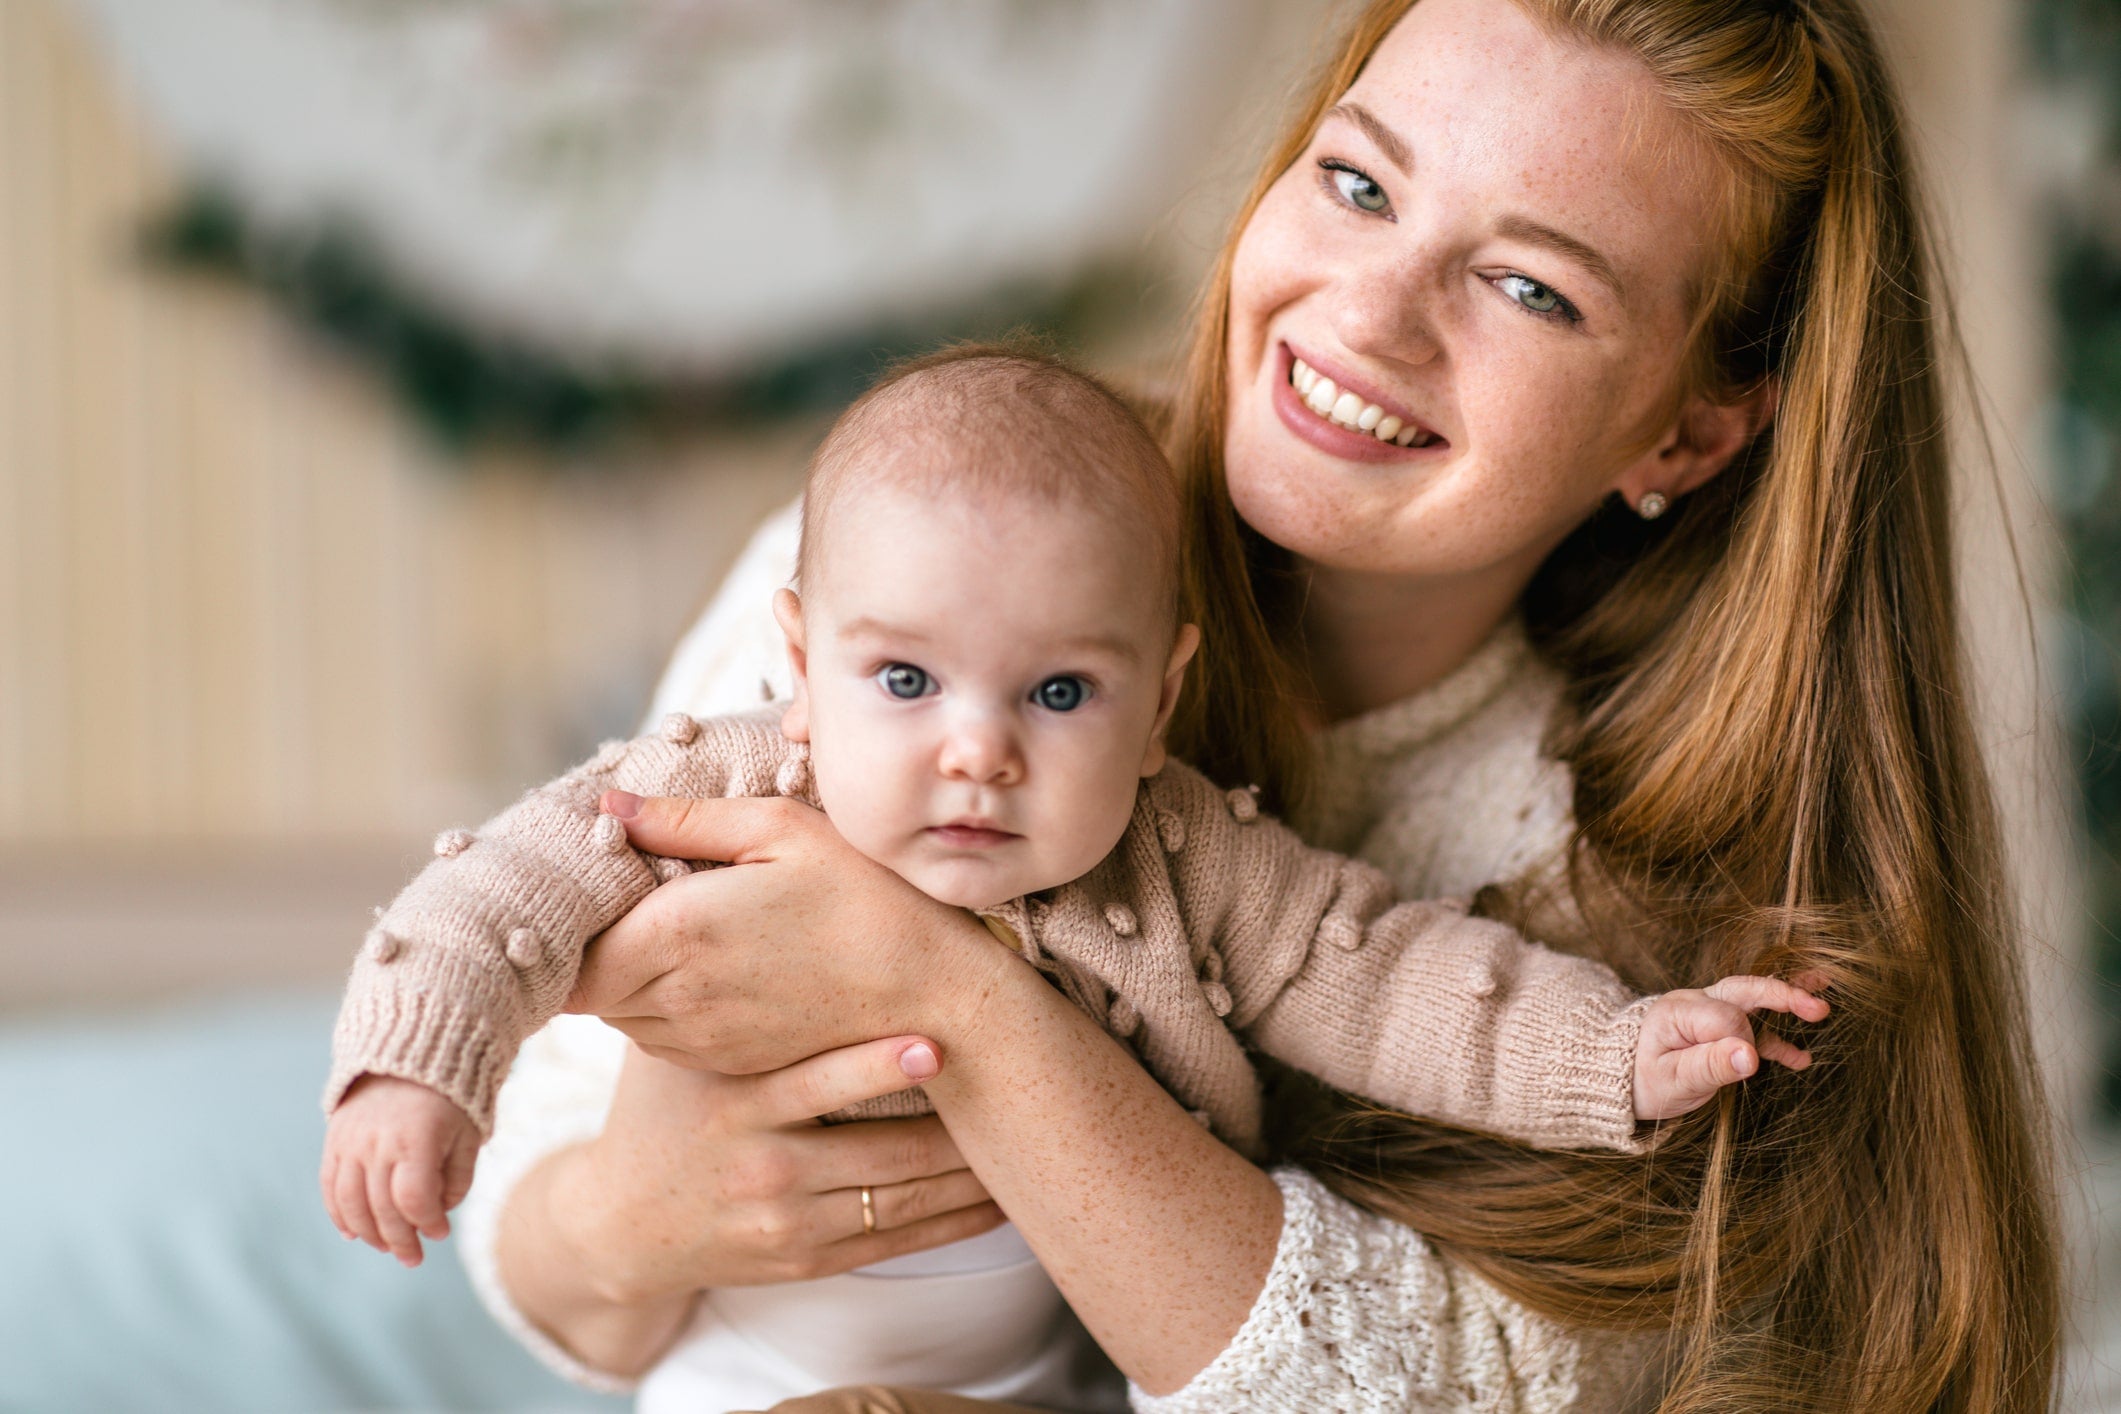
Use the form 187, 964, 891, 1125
1129, 1168, 1643, 1414
322, 710, 804, 1134
1157, 765, 1649, 1155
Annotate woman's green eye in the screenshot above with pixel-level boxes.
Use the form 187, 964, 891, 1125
1326, 163, 1390, 214
880, 664, 931, 699
1035, 676, 1089, 712
1500, 274, 1570, 317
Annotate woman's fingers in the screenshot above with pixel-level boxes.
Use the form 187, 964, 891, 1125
852, 1168, 997, 1238
600, 791, 811, 866
1703, 974, 1830, 1022
807, 1201, 1010, 1280
747, 1036, 945, 1128
800, 1115, 973, 1194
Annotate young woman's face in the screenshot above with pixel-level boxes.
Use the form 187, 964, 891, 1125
1224, 0, 1728, 586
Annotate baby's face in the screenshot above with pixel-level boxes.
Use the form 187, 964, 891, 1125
780, 484, 1193, 911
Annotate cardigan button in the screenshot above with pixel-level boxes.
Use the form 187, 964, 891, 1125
1202, 980, 1233, 1017
660, 712, 702, 746
592, 813, 630, 853
433, 828, 475, 859
775, 753, 814, 800
365, 928, 402, 965
650, 855, 693, 883
1226, 787, 1260, 823
1319, 914, 1363, 951
1104, 902, 1138, 938
1157, 810, 1186, 853
504, 927, 541, 969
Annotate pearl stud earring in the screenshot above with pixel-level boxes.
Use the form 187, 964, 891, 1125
1637, 491, 1669, 520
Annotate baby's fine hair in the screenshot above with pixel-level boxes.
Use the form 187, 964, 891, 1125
797, 341, 1182, 610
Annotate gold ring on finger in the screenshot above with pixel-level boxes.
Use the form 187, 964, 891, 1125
860, 1184, 876, 1235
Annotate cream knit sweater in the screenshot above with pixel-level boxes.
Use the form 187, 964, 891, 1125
454, 502, 1665, 1413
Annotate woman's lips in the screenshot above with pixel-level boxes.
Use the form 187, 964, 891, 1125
927, 824, 1020, 849
1270, 343, 1447, 465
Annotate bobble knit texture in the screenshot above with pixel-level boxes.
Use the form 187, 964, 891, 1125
451, 508, 1665, 1409
330, 709, 1649, 1162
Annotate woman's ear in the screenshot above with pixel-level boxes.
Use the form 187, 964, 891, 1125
1617, 376, 1778, 511
1139, 623, 1202, 778
772, 588, 813, 743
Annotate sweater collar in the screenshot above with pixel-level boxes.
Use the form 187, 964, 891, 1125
1312, 617, 1536, 765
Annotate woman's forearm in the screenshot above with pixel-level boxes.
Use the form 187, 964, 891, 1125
494, 1142, 697, 1381
920, 949, 1283, 1396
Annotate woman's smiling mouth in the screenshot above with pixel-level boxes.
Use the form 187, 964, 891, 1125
1272, 343, 1447, 462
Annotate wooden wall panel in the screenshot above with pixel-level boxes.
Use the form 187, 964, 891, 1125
0, 0, 818, 849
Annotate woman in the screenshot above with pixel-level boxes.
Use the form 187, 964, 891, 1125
463, 0, 2062, 1407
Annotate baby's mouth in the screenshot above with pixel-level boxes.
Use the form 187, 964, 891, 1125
1288, 356, 1442, 449
927, 822, 1021, 850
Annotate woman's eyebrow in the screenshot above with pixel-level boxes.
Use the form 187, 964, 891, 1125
1327, 102, 1413, 173
1493, 214, 1627, 302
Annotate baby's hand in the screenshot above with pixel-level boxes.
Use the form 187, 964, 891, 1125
321, 1075, 481, 1268
1633, 976, 1830, 1122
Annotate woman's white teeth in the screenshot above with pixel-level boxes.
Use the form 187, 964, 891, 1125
1289, 357, 1432, 447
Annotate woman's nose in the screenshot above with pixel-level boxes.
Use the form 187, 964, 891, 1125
937, 716, 1024, 786
1329, 248, 1444, 367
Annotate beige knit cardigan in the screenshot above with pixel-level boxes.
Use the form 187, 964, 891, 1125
327, 709, 1649, 1160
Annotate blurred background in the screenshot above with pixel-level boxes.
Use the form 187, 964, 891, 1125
0, 0, 2113, 1408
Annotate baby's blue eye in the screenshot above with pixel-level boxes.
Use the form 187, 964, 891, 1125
880, 664, 931, 699
1035, 676, 1089, 712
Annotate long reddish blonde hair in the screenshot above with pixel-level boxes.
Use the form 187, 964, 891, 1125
1163, 1, 2062, 1408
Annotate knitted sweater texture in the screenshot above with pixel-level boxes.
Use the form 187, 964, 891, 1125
453, 500, 1669, 1411
327, 711, 1649, 1160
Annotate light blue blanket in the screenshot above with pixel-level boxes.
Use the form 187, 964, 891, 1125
0, 990, 623, 1413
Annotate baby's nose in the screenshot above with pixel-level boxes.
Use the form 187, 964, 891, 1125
938, 718, 1023, 785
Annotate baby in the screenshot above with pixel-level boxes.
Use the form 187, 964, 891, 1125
322, 345, 1822, 1403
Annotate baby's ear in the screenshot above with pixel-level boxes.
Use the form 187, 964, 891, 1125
1140, 623, 1202, 778
772, 588, 813, 743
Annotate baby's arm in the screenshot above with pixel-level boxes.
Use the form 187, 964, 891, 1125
1157, 768, 1822, 1152
320, 710, 803, 1260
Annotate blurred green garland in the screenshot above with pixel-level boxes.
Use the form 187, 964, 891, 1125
141, 183, 1145, 455
2031, 0, 2121, 1118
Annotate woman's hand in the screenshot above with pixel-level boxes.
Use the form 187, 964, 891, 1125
559, 790, 1281, 1395
566, 792, 1008, 1072
497, 1033, 1003, 1378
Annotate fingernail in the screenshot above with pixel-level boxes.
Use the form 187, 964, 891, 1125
603, 790, 642, 819
899, 1042, 939, 1081
1735, 1046, 1756, 1076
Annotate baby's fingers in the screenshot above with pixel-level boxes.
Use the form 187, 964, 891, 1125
366, 1160, 427, 1269
1703, 975, 1830, 1023
1755, 1029, 1813, 1072
334, 1155, 385, 1254
391, 1157, 451, 1243
1682, 1036, 1758, 1096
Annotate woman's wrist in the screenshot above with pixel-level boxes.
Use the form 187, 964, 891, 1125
497, 1141, 697, 1379
897, 908, 1040, 1060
